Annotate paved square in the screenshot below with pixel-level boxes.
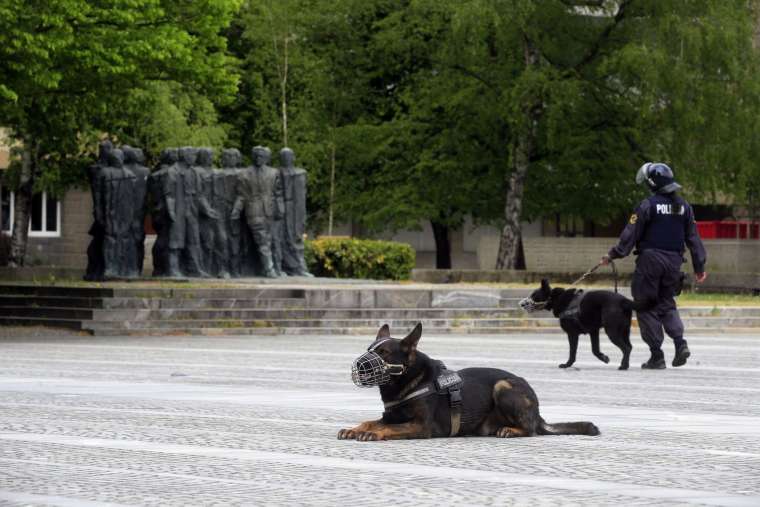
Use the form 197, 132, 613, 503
0, 330, 759, 506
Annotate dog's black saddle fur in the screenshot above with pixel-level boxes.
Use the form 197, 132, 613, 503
383, 365, 464, 436
558, 289, 587, 332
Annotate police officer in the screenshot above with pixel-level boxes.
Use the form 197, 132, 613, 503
601, 163, 707, 369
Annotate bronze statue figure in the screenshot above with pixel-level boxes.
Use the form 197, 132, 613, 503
99, 148, 137, 278
86, 141, 314, 280
232, 146, 283, 278
278, 147, 312, 277
84, 140, 113, 281
123, 145, 150, 275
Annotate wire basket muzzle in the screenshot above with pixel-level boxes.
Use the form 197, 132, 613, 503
352, 351, 392, 387
518, 296, 545, 313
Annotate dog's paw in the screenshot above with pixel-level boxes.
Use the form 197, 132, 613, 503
337, 429, 357, 440
355, 431, 383, 442
495, 427, 522, 438
618, 364, 629, 371
598, 354, 610, 364
558, 362, 573, 369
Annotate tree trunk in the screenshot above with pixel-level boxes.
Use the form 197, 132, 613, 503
8, 148, 34, 268
431, 221, 452, 269
328, 140, 336, 236
495, 156, 529, 270
281, 35, 289, 146
495, 34, 542, 270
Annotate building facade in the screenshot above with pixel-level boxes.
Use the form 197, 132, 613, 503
0, 132, 90, 268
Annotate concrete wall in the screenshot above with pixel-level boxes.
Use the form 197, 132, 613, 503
477, 236, 634, 273
381, 218, 541, 270
25, 189, 91, 268
477, 235, 757, 274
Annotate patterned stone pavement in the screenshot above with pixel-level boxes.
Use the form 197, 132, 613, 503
0, 329, 759, 506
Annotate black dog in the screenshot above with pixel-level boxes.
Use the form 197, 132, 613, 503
337, 323, 599, 441
520, 279, 651, 370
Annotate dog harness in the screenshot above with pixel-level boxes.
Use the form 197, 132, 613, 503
382, 367, 464, 437
559, 290, 587, 332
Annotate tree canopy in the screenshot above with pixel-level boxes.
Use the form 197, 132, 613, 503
0, 0, 241, 264
3, 0, 760, 268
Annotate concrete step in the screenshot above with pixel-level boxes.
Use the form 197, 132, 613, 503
0, 285, 114, 298
82, 317, 567, 331
0, 295, 106, 309
88, 307, 544, 321
0, 307, 95, 320
110, 288, 307, 299
100, 297, 307, 310
89, 305, 760, 320
677, 306, 760, 317
0, 316, 84, 331
89, 325, 760, 337
82, 315, 760, 332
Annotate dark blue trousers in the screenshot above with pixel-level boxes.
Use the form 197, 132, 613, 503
631, 249, 685, 355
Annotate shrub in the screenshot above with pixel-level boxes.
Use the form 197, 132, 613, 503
305, 237, 415, 280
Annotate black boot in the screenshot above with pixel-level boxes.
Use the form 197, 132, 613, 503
673, 343, 691, 367
642, 350, 666, 370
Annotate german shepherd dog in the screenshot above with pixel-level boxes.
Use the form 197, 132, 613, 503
337, 323, 599, 441
520, 279, 651, 370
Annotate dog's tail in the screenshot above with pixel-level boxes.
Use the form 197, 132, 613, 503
537, 418, 600, 436
620, 296, 654, 313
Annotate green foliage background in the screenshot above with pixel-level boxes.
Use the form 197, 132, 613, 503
222, 0, 760, 237
3, 0, 760, 262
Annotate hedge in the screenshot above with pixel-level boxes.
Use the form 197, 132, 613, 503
305, 237, 415, 280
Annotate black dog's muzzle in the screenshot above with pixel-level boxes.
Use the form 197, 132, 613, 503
351, 339, 405, 387
518, 296, 547, 313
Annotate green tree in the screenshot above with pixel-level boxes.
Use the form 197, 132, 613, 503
396, 0, 760, 269
224, 0, 382, 234
228, 0, 760, 270
0, 0, 241, 266
109, 82, 231, 162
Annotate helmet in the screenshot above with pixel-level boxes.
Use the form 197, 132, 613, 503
635, 162, 682, 194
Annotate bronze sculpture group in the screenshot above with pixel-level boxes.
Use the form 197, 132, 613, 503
84, 141, 312, 280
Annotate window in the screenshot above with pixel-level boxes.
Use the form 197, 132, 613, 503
0, 186, 60, 237
1, 186, 11, 234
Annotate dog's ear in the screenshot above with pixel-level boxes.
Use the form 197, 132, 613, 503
400, 323, 422, 355
541, 278, 551, 292
376, 324, 391, 340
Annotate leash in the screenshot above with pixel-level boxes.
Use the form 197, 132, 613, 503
569, 260, 618, 293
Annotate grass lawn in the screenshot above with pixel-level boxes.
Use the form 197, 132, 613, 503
678, 291, 760, 306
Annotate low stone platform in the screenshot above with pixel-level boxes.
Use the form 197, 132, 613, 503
1, 279, 759, 336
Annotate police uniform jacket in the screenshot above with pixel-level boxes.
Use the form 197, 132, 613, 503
608, 194, 706, 273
